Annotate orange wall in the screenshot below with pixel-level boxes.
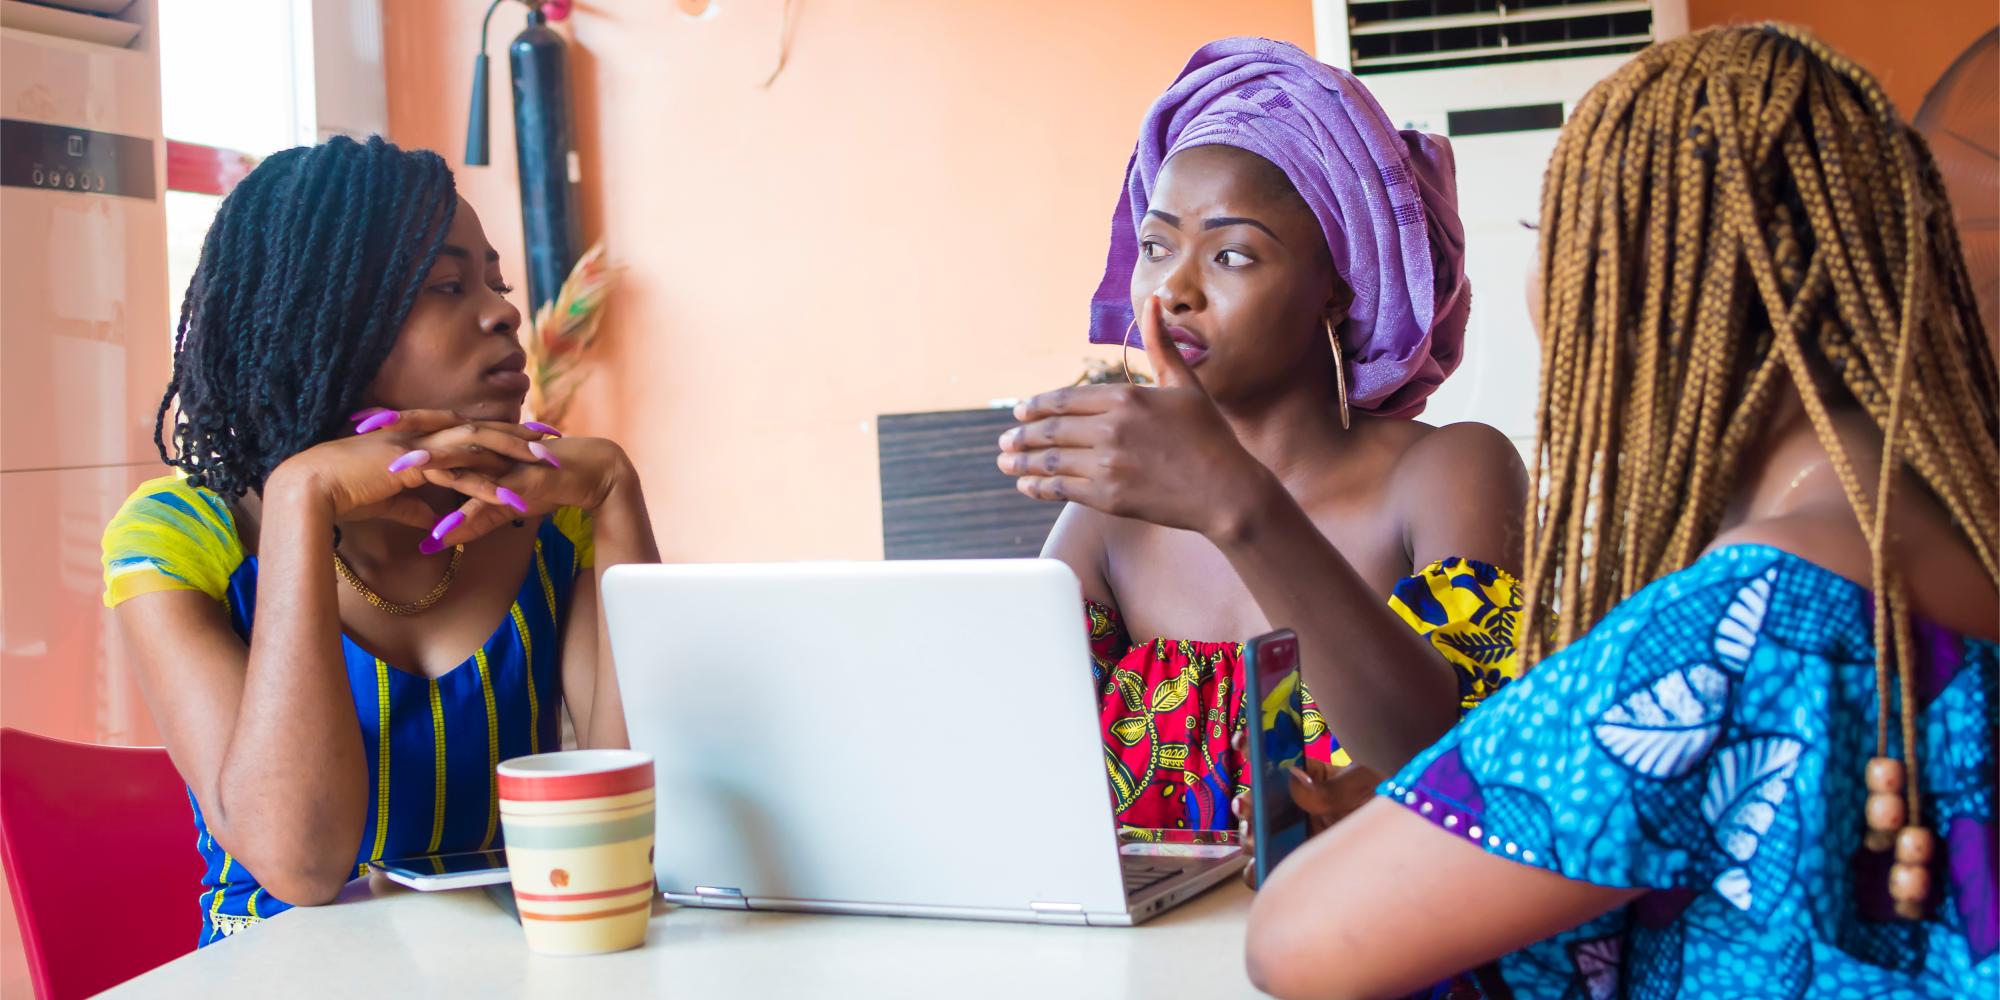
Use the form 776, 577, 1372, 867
383, 0, 1992, 565
1686, 0, 1993, 112
382, 0, 1315, 563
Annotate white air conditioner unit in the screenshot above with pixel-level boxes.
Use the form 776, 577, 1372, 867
1, 0, 170, 748
1313, 0, 1657, 452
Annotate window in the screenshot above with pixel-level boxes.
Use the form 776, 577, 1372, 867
157, 0, 317, 339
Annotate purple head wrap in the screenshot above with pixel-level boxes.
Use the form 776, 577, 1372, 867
1088, 37, 1469, 418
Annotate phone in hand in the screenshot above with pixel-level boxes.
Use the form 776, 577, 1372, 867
1242, 628, 1308, 886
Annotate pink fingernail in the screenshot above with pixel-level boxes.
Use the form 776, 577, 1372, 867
418, 536, 448, 556
523, 421, 562, 437
387, 449, 430, 473
355, 410, 400, 434
430, 511, 466, 540
528, 441, 561, 468
495, 487, 528, 513
350, 407, 388, 422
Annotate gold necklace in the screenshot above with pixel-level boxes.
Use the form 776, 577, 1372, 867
332, 545, 464, 615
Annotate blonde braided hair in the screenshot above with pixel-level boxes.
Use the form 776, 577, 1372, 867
1521, 24, 1998, 918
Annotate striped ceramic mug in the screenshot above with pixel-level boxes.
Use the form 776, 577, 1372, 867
497, 749, 657, 955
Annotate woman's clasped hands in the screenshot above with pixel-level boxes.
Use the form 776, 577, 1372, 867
268, 407, 633, 551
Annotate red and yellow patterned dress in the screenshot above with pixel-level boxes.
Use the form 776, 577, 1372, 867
1089, 557, 1524, 831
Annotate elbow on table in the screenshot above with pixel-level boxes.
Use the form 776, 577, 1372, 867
214, 826, 356, 907
1246, 934, 1330, 1000
206, 784, 366, 906
239, 852, 352, 907
1245, 900, 1390, 1000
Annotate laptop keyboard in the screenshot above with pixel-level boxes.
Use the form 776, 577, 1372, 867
1120, 861, 1182, 895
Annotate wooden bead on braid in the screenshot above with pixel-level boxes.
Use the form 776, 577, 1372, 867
1862, 756, 1905, 851
1864, 756, 1905, 794
1894, 825, 1935, 865
1889, 853, 1932, 919
1890, 823, 1937, 919
1863, 793, 1905, 850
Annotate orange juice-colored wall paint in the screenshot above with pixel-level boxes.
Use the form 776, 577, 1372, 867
1686, 0, 1994, 113
382, 0, 1314, 562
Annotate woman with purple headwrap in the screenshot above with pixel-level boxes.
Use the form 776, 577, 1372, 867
997, 38, 1527, 842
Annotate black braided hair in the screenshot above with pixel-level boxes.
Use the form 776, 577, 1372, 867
155, 135, 458, 498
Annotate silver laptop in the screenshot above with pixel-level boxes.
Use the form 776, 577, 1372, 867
601, 558, 1244, 926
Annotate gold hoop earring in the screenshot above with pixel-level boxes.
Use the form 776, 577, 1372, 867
1326, 317, 1350, 430
1120, 317, 1141, 385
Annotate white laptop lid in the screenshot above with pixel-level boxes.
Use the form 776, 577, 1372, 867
602, 559, 1128, 916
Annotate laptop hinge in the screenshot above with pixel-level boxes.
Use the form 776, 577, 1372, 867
694, 886, 750, 910
1029, 901, 1088, 925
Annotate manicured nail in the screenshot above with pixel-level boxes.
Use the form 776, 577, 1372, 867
1288, 766, 1315, 787
418, 536, 447, 555
528, 441, 561, 468
355, 410, 400, 434
387, 449, 430, 473
523, 421, 562, 437
430, 510, 466, 540
350, 407, 388, 422
495, 487, 529, 513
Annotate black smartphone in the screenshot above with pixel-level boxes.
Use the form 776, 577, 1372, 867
1242, 628, 1308, 886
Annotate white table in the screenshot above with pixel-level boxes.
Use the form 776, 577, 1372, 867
107, 876, 1267, 998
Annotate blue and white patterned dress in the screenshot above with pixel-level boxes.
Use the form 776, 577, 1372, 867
1384, 544, 1997, 998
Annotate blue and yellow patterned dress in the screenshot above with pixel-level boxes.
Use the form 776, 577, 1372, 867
1383, 544, 1997, 997
101, 475, 594, 946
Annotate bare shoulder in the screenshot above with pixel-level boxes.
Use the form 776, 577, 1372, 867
1374, 420, 1529, 573
1040, 501, 1118, 605
1387, 420, 1529, 504
1045, 498, 1118, 544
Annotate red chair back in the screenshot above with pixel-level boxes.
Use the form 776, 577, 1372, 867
0, 728, 200, 998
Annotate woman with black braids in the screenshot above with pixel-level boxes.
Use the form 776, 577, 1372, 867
1243, 25, 1995, 999
100, 136, 658, 945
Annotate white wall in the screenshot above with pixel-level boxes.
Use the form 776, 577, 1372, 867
1312, 3, 1644, 454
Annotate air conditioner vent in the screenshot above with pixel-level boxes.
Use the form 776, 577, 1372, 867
1348, 0, 1653, 75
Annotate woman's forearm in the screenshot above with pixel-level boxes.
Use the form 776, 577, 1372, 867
591, 461, 662, 573
214, 466, 370, 903
577, 461, 659, 749
1210, 477, 1459, 772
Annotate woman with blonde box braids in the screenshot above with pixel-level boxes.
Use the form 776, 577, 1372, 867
1243, 24, 1996, 999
